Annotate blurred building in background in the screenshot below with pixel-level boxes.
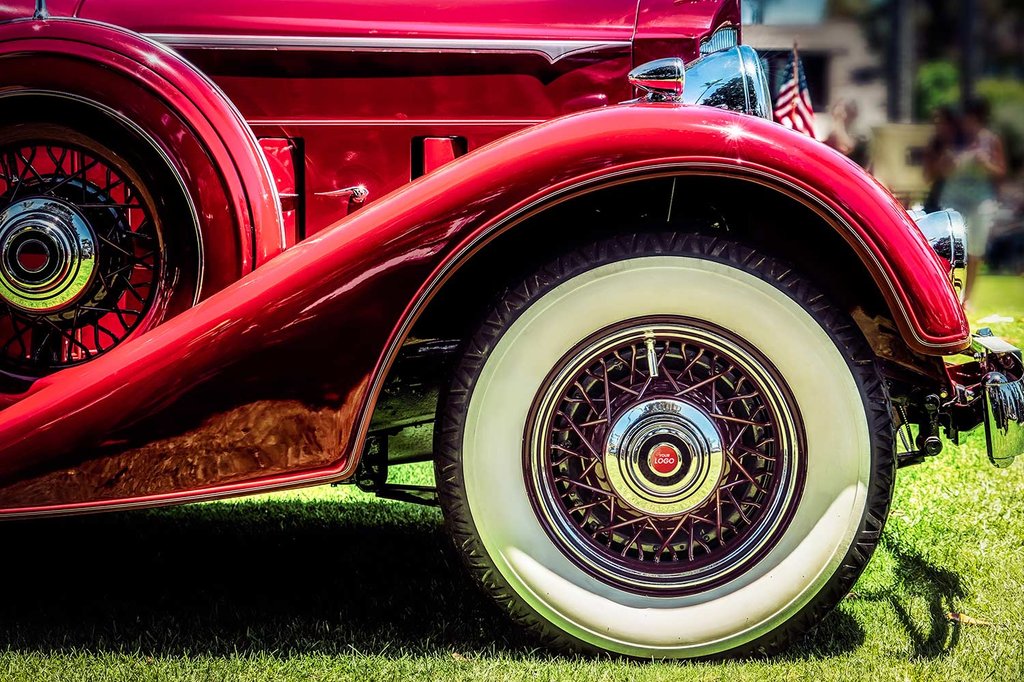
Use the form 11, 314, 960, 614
743, 0, 1024, 270
744, 0, 888, 140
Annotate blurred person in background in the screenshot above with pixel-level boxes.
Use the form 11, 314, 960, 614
940, 98, 1007, 304
923, 106, 960, 213
825, 98, 870, 167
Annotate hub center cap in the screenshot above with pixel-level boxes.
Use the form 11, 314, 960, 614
0, 197, 97, 312
649, 442, 683, 476
605, 398, 724, 517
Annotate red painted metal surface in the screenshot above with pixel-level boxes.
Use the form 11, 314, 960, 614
421, 138, 462, 175
78, 0, 640, 39
634, 0, 740, 65
0, 104, 969, 515
259, 138, 302, 245
0, 1, 735, 241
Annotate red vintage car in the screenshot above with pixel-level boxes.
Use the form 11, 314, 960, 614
0, 0, 1020, 660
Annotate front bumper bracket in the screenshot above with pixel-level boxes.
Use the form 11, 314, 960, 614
949, 331, 1024, 467
982, 354, 1024, 467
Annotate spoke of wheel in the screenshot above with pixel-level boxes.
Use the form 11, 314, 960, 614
118, 272, 148, 304
97, 234, 135, 258
718, 391, 759, 404
596, 513, 647, 536
644, 516, 666, 543
732, 443, 776, 462
687, 520, 712, 560
554, 476, 615, 499
678, 347, 705, 384
31, 328, 55, 365
16, 148, 45, 187
568, 498, 610, 515
80, 304, 137, 330
557, 412, 601, 458
42, 318, 92, 359
599, 358, 613, 421
76, 203, 142, 209
677, 370, 729, 397
659, 344, 682, 393
44, 156, 100, 196
2, 152, 23, 202
1, 307, 30, 358
657, 514, 688, 556
45, 144, 70, 174
620, 523, 648, 558
709, 412, 770, 428
551, 442, 596, 462
725, 451, 766, 493
573, 379, 606, 425
724, 487, 754, 525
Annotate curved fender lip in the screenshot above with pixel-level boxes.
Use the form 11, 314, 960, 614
0, 17, 285, 267
0, 102, 969, 515
403, 104, 970, 355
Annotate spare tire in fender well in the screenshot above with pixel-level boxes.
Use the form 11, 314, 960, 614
0, 17, 285, 293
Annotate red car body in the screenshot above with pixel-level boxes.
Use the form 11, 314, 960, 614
0, 1, 992, 515
4, 0, 1024, 660
1, 0, 739, 248
0, 1, 999, 499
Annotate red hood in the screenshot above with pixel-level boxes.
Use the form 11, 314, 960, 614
5, 1, 738, 49
72, 0, 640, 41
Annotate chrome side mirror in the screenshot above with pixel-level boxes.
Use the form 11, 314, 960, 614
682, 46, 772, 119
627, 58, 685, 102
629, 47, 772, 119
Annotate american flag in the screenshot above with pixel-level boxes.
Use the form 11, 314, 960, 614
774, 46, 816, 139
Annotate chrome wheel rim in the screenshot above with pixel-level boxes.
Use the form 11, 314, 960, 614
0, 140, 165, 377
0, 197, 96, 312
525, 318, 805, 595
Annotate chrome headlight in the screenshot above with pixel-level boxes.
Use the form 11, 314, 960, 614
913, 209, 968, 302
683, 45, 773, 120
628, 46, 772, 120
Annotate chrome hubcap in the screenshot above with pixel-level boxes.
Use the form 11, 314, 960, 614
605, 398, 725, 517
526, 318, 805, 594
0, 197, 96, 312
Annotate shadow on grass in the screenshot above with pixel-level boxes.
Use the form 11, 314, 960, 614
0, 497, 963, 660
782, 532, 966, 659
832, 533, 967, 660
0, 496, 540, 658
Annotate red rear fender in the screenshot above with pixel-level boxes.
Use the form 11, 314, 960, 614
0, 18, 284, 277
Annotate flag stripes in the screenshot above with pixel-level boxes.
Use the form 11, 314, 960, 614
774, 47, 816, 139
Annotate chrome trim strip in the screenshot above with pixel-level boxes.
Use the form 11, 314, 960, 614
247, 118, 545, 127
145, 33, 632, 63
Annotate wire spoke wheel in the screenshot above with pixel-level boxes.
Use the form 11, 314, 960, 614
437, 234, 894, 658
0, 125, 191, 381
526, 319, 804, 594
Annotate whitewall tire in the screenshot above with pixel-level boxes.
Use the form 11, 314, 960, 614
436, 234, 894, 658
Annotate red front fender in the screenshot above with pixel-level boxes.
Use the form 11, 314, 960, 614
0, 103, 968, 514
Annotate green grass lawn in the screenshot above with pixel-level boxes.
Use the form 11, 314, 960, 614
2, 277, 1024, 681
